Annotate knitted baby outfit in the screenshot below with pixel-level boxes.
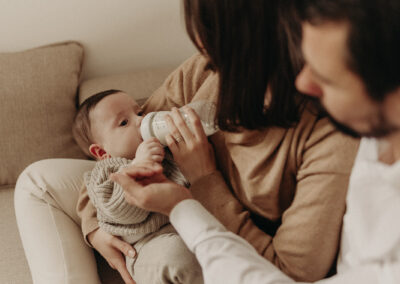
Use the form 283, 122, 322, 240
85, 154, 188, 243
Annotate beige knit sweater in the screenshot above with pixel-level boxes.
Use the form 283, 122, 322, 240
77, 53, 360, 282
85, 155, 188, 243
85, 157, 167, 243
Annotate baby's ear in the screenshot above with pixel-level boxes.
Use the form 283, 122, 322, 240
89, 144, 108, 160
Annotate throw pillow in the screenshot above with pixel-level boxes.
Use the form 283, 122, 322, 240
0, 41, 87, 186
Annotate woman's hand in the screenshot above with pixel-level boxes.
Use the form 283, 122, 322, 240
110, 161, 193, 216
165, 106, 216, 184
88, 228, 136, 284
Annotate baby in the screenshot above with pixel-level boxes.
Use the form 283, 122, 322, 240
72, 89, 203, 284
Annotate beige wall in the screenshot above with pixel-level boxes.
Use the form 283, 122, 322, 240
0, 0, 196, 79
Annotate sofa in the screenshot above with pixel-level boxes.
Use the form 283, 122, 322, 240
0, 1, 195, 283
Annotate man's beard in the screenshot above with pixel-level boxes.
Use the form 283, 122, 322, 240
319, 105, 398, 139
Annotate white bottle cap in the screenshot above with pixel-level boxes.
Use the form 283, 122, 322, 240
140, 112, 155, 141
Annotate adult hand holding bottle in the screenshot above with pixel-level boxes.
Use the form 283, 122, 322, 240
164, 105, 217, 185
110, 104, 217, 217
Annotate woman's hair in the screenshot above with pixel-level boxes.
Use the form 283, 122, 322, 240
72, 89, 122, 157
183, 0, 305, 131
294, 0, 400, 101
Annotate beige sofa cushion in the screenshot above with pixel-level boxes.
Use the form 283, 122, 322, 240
0, 42, 87, 187
78, 67, 174, 105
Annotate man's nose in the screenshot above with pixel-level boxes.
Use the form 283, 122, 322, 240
295, 65, 323, 98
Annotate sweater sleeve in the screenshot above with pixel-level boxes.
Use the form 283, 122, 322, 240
190, 120, 359, 282
86, 158, 150, 225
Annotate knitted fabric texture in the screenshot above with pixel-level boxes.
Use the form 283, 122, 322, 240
85, 155, 188, 242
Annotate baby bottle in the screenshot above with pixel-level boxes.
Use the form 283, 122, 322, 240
140, 100, 218, 145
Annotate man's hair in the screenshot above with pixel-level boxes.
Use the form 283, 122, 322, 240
72, 89, 122, 157
294, 0, 400, 101
183, 0, 305, 131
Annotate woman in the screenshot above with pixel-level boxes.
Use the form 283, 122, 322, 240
14, 0, 358, 283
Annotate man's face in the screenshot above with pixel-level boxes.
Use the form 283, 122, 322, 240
90, 92, 144, 159
296, 22, 400, 137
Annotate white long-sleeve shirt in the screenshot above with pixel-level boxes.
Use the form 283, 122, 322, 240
170, 138, 400, 284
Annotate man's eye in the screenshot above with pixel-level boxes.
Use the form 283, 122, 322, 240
119, 119, 128, 126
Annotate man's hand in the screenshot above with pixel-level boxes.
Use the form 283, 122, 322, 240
110, 161, 193, 216
88, 228, 136, 284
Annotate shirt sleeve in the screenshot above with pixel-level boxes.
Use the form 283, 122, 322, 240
170, 199, 399, 284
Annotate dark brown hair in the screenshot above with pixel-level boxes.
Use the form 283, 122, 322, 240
72, 89, 122, 157
183, 0, 305, 131
294, 0, 400, 101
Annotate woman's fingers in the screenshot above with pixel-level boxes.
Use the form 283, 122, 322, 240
167, 107, 193, 143
183, 106, 207, 141
90, 229, 136, 284
111, 237, 137, 258
111, 256, 136, 284
110, 237, 137, 284
166, 134, 179, 152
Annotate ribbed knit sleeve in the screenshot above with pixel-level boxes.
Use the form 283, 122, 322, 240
85, 157, 149, 225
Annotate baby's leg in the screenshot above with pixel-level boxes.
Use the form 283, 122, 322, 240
128, 224, 203, 284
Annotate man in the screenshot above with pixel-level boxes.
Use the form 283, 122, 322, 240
111, 0, 400, 283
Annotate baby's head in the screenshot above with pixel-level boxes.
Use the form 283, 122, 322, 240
73, 89, 144, 160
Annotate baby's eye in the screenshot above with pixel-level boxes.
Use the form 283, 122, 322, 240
137, 110, 144, 116
119, 119, 128, 126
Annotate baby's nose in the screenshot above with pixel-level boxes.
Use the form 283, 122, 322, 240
137, 115, 144, 126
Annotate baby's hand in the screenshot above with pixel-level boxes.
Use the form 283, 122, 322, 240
134, 138, 164, 164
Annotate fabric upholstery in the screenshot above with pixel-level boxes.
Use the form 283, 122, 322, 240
0, 41, 87, 186
78, 67, 174, 105
0, 187, 32, 284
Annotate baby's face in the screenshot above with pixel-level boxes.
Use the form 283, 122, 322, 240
90, 92, 143, 159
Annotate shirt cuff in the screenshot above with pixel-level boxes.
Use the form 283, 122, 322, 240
169, 199, 226, 251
